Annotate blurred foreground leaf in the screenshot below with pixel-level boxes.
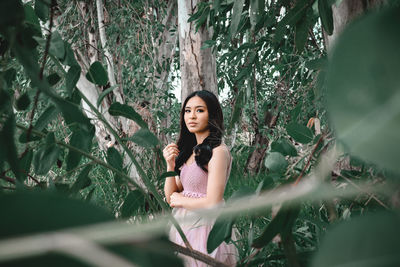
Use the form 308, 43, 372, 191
326, 6, 400, 173
312, 211, 400, 267
0, 191, 183, 267
120, 190, 144, 218
252, 203, 300, 248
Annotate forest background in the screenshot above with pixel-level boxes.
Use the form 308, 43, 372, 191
1, 0, 400, 266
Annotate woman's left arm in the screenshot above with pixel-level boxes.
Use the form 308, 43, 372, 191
169, 145, 230, 210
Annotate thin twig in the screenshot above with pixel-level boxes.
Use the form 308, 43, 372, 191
340, 174, 389, 209
308, 29, 322, 55
0, 175, 16, 184
26, 0, 56, 142
243, 248, 261, 267
294, 134, 324, 185
26, 173, 40, 185
170, 242, 231, 267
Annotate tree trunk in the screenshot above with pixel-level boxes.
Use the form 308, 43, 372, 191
74, 1, 143, 186
71, 1, 180, 186
154, 0, 178, 144
324, 0, 385, 51
245, 107, 279, 174
178, 0, 218, 102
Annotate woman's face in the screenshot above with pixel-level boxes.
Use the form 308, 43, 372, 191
184, 96, 209, 134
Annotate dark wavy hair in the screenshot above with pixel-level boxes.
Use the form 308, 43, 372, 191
175, 90, 224, 173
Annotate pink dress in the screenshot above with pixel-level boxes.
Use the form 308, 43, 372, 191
169, 159, 238, 266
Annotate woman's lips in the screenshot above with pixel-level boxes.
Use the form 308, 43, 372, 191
188, 123, 197, 127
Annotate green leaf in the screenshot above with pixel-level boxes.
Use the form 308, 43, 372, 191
271, 138, 298, 156
33, 132, 60, 175
295, 15, 309, 52
201, 40, 217, 50
34, 104, 59, 131
19, 150, 33, 182
47, 73, 61, 86
126, 128, 159, 147
107, 147, 123, 171
312, 211, 400, 267
274, 0, 312, 43
35, 0, 49, 21
70, 165, 93, 194
156, 111, 166, 119
85, 187, 96, 202
187, 6, 204, 22
63, 41, 79, 67
0, 0, 24, 27
54, 97, 91, 129
86, 61, 108, 86
66, 127, 93, 171
252, 204, 300, 248
159, 171, 177, 180
265, 152, 288, 174
326, 6, 400, 173
229, 186, 255, 200
229, 0, 246, 39
207, 215, 234, 253
107, 147, 124, 184
0, 115, 21, 181
318, 0, 334, 35
97, 85, 117, 107
109, 102, 147, 128
16, 92, 30, 111
120, 190, 144, 218
260, 175, 275, 191
194, 6, 210, 32
66, 65, 81, 94
0, 191, 114, 239
23, 4, 41, 33
18, 131, 42, 143
12, 35, 92, 130
49, 31, 65, 59
3, 68, 17, 87
0, 192, 182, 266
286, 122, 314, 144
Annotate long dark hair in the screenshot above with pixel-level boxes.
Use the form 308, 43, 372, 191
175, 90, 224, 173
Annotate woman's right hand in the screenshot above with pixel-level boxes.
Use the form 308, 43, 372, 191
163, 143, 180, 170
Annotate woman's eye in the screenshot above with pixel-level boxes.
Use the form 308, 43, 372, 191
197, 109, 204, 113
184, 110, 190, 113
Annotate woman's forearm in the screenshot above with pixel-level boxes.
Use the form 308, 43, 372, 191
178, 195, 222, 210
164, 177, 179, 204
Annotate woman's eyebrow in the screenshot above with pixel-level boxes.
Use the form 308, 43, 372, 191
185, 105, 206, 109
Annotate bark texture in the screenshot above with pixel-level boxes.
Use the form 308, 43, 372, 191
325, 0, 385, 51
245, 107, 279, 174
74, 1, 143, 185
178, 0, 218, 102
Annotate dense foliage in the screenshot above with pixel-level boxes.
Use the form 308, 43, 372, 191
1, 0, 400, 266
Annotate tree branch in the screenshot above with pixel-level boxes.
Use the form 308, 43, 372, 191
294, 134, 324, 185
26, 0, 56, 143
170, 242, 231, 267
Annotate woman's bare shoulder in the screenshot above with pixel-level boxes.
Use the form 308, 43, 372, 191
212, 143, 231, 160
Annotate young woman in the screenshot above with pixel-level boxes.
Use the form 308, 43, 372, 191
163, 90, 237, 266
